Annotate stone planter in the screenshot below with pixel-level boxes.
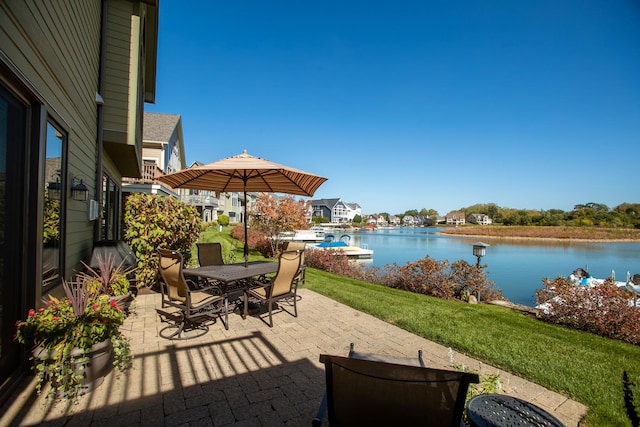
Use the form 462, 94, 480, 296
33, 338, 113, 397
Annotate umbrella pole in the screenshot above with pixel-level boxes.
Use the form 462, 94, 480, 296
243, 187, 249, 267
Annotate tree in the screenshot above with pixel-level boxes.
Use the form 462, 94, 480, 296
250, 194, 310, 256
352, 214, 363, 224
217, 214, 230, 226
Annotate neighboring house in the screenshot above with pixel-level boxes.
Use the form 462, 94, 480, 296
402, 215, 416, 226
374, 215, 387, 226
177, 161, 219, 223
389, 215, 401, 225
446, 211, 466, 225
122, 112, 185, 197
0, 0, 158, 398
311, 198, 360, 223
345, 202, 362, 222
216, 191, 257, 224
468, 213, 492, 225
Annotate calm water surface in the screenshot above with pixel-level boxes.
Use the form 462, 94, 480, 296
347, 227, 640, 307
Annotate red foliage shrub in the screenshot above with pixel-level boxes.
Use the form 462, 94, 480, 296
306, 250, 501, 304
304, 249, 367, 279
364, 257, 502, 302
230, 225, 272, 257
536, 277, 640, 344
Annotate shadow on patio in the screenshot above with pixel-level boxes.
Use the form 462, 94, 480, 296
1, 289, 587, 426
4, 330, 325, 426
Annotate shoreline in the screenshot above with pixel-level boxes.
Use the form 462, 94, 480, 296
437, 225, 640, 243
437, 232, 639, 243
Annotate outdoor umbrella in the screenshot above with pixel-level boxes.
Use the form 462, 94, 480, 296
157, 150, 328, 266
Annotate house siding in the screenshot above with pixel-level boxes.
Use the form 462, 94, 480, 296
102, 0, 147, 177
1, 0, 102, 282
0, 0, 157, 397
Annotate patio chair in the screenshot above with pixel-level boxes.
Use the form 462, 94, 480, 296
197, 242, 225, 266
317, 353, 479, 427
156, 249, 224, 339
312, 343, 425, 426
282, 241, 306, 287
243, 249, 303, 327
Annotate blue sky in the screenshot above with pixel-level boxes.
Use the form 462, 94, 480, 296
145, 1, 640, 216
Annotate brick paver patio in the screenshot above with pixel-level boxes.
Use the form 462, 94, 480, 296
1, 288, 587, 426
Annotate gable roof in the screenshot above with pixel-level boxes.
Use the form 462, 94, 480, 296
143, 112, 181, 142
311, 198, 341, 208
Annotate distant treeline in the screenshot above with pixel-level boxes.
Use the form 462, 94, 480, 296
387, 202, 640, 229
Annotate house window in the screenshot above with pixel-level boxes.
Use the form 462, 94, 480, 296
42, 121, 67, 289
101, 174, 121, 240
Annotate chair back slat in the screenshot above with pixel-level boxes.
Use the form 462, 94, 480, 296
271, 250, 302, 297
320, 354, 479, 427
158, 249, 188, 303
197, 242, 224, 266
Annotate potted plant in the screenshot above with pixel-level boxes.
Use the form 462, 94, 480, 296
15, 278, 131, 401
80, 253, 137, 311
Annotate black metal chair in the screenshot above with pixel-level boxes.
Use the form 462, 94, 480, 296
196, 242, 225, 266
243, 249, 302, 327
156, 249, 224, 339
313, 343, 427, 426
315, 345, 478, 427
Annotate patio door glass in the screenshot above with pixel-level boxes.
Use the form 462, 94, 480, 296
0, 84, 26, 386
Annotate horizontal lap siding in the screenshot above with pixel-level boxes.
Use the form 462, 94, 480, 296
1, 0, 102, 280
102, 0, 134, 139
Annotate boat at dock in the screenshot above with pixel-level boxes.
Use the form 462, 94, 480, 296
568, 267, 630, 289
278, 228, 327, 243
537, 268, 640, 312
307, 233, 374, 259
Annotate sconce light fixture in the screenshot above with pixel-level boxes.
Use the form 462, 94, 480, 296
47, 179, 61, 200
71, 177, 89, 201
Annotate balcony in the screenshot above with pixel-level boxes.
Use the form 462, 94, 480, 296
180, 194, 218, 208
122, 162, 165, 185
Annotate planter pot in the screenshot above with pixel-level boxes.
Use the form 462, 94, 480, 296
33, 338, 113, 397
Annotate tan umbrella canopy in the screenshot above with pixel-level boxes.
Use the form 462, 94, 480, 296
158, 150, 328, 265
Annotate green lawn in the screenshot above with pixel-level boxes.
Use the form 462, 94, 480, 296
199, 226, 640, 425
305, 268, 640, 426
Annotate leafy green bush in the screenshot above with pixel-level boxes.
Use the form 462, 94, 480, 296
200, 221, 218, 232
43, 199, 60, 243
123, 193, 201, 288
217, 214, 230, 226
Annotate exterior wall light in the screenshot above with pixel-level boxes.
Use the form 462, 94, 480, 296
47, 179, 61, 200
71, 177, 89, 201
472, 242, 489, 267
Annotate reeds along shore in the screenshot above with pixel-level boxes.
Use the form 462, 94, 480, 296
439, 225, 640, 241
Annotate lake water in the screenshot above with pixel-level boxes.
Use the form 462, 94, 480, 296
346, 227, 640, 307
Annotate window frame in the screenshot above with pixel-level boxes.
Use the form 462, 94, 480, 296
41, 119, 68, 291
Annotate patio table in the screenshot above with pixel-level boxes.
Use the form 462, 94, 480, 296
466, 393, 565, 427
183, 261, 278, 329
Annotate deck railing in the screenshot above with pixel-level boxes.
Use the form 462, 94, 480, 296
122, 163, 166, 185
